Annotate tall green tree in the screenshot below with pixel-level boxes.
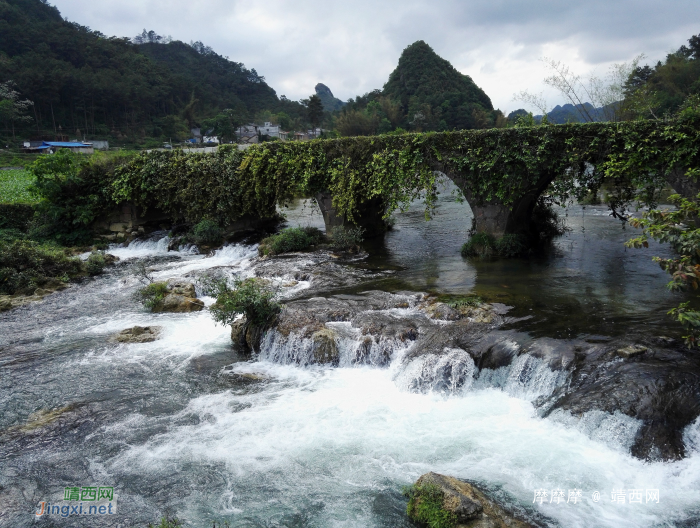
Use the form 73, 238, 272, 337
305, 94, 324, 135
202, 109, 242, 143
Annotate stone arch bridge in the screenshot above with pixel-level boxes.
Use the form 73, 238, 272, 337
106, 117, 700, 241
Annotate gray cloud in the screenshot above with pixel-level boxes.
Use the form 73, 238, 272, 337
50, 0, 699, 112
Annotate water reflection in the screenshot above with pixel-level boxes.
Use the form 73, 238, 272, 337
283, 186, 686, 340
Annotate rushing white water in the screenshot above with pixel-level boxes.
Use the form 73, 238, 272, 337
3, 234, 700, 528
109, 359, 700, 528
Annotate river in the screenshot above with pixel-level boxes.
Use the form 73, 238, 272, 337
1, 188, 699, 528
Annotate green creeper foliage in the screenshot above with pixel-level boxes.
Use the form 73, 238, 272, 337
403, 483, 458, 528
204, 277, 280, 327
111, 145, 278, 226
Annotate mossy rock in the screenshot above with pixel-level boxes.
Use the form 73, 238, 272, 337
406, 472, 535, 528
312, 328, 339, 365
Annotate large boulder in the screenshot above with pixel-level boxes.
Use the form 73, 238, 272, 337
409, 472, 535, 528
152, 280, 204, 313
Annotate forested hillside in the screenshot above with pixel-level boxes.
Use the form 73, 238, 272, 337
624, 33, 700, 118
0, 0, 304, 144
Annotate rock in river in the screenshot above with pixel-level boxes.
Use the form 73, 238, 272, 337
152, 279, 204, 313
408, 472, 535, 527
110, 326, 163, 343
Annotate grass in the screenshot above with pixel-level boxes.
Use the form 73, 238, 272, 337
0, 169, 37, 204
404, 483, 457, 528
448, 295, 484, 309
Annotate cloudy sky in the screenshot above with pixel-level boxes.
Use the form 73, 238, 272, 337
51, 0, 698, 113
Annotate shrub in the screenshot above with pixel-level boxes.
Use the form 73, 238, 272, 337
448, 295, 483, 309
259, 227, 323, 256
330, 225, 364, 251
134, 282, 169, 311
0, 239, 83, 295
29, 150, 129, 245
85, 251, 107, 276
461, 233, 496, 257
495, 233, 528, 257
204, 277, 280, 327
403, 483, 457, 528
191, 219, 223, 245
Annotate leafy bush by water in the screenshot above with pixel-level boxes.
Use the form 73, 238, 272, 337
404, 483, 457, 528
259, 227, 323, 256
85, 251, 107, 276
461, 233, 496, 257
191, 219, 223, 245
204, 277, 280, 327
0, 239, 83, 295
134, 282, 169, 311
330, 225, 365, 251
29, 150, 129, 245
532, 196, 569, 241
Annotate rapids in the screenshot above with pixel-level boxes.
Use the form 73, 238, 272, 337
2, 189, 700, 528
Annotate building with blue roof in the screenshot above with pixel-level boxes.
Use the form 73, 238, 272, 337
22, 141, 94, 154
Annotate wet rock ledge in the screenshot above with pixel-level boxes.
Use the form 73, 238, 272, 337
407, 472, 538, 528
231, 280, 700, 461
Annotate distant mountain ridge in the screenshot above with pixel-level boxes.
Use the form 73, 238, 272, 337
508, 102, 619, 124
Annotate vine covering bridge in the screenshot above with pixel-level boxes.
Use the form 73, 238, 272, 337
109, 114, 700, 241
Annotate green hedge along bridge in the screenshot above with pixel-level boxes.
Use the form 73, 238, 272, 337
108, 116, 700, 241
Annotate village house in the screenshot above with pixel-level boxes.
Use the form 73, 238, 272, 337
21, 141, 94, 154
